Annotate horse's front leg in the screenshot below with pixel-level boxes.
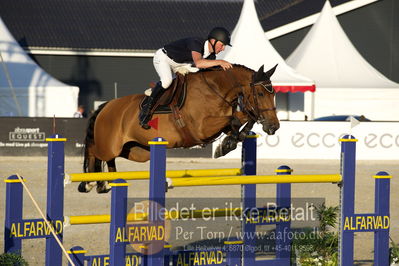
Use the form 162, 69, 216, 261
214, 119, 255, 158
238, 119, 255, 141
213, 116, 242, 158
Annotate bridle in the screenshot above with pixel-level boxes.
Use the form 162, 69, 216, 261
201, 70, 276, 123
245, 79, 276, 123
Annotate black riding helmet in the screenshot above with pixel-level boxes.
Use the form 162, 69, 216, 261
208, 27, 232, 46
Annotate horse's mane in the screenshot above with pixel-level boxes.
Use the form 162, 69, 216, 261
231, 64, 254, 72
196, 64, 254, 73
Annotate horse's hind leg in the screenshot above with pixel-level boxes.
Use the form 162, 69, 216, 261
78, 157, 102, 193
96, 159, 115, 193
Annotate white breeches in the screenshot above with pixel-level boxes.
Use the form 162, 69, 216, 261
153, 49, 198, 89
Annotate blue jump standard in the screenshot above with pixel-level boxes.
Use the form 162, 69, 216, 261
3, 134, 391, 265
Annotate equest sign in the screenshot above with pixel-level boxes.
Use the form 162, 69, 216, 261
9, 127, 46, 142
0, 118, 86, 156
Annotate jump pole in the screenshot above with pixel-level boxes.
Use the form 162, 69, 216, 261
4, 134, 392, 265
66, 134, 395, 266
3, 134, 250, 265
4, 135, 66, 266
4, 175, 23, 254
339, 135, 391, 266
145, 136, 253, 266
147, 132, 294, 266
46, 135, 66, 266
66, 168, 242, 183
146, 134, 392, 265
275, 165, 292, 264
147, 137, 167, 266
241, 132, 257, 265
241, 133, 292, 265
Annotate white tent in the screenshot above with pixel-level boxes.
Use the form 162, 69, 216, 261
0, 17, 79, 117
218, 0, 315, 120
286, 1, 399, 121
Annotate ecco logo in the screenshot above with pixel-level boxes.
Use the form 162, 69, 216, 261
263, 133, 399, 149
290, 133, 348, 148
364, 134, 399, 148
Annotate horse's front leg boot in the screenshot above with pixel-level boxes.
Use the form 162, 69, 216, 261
214, 136, 238, 158
223, 136, 238, 154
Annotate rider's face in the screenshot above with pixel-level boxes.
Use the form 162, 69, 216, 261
210, 39, 226, 54
214, 41, 226, 54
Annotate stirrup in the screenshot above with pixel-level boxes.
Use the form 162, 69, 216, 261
139, 112, 151, 129
139, 117, 151, 129
140, 119, 151, 129
139, 105, 153, 129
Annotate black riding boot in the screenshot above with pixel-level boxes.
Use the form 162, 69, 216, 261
139, 83, 165, 129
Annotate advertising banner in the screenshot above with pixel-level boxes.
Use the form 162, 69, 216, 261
212, 122, 399, 160
0, 118, 87, 156
0, 118, 212, 157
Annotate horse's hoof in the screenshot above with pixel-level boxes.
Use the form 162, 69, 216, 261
96, 181, 111, 193
214, 136, 238, 158
96, 187, 111, 194
225, 136, 238, 150
78, 182, 91, 193
166, 178, 173, 190
226, 142, 237, 152
214, 147, 222, 158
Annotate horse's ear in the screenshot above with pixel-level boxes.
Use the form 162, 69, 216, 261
265, 64, 278, 78
254, 65, 265, 82
257, 65, 264, 74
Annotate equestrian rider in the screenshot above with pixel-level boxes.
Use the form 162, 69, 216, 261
139, 27, 233, 129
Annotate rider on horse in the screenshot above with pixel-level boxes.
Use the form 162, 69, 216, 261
139, 27, 234, 129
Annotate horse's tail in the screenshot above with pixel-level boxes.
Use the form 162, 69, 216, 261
83, 102, 108, 173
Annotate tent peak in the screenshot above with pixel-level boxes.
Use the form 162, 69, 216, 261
286, 0, 399, 88
219, 0, 315, 93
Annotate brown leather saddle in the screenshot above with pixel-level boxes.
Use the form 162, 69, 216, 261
139, 74, 199, 146
139, 74, 187, 114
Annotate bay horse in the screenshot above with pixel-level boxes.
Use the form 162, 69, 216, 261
79, 64, 280, 193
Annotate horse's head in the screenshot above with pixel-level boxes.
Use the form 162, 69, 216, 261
243, 64, 280, 135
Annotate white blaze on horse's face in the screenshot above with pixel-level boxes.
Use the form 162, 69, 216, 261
252, 64, 280, 135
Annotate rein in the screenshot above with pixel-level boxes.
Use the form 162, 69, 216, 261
200, 72, 234, 107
